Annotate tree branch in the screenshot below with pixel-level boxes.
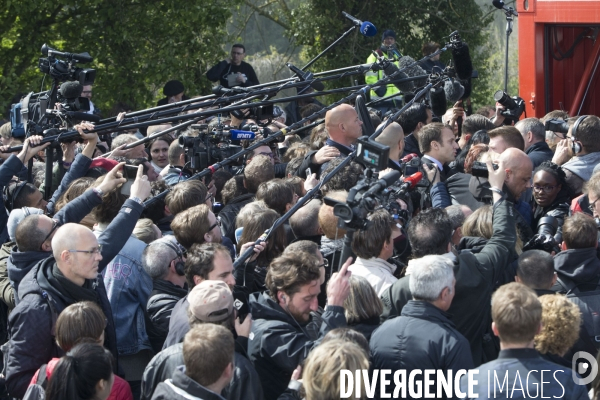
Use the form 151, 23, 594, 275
242, 0, 290, 30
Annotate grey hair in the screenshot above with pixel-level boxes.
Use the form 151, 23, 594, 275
445, 205, 465, 230
236, 200, 268, 229
142, 235, 179, 280
409, 255, 455, 302
516, 118, 545, 141
290, 199, 322, 238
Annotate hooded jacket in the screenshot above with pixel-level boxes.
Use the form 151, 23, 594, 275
552, 247, 600, 292
141, 341, 264, 400
5, 257, 118, 399
247, 292, 346, 400
146, 279, 188, 353
219, 193, 255, 243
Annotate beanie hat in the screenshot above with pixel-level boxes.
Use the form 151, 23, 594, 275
163, 80, 185, 97
382, 29, 396, 41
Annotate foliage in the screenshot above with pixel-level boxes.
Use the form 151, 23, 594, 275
0, 0, 236, 118
287, 0, 495, 108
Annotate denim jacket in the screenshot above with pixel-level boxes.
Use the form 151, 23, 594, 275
95, 226, 152, 356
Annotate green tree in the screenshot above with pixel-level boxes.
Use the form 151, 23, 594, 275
288, 0, 495, 108
0, 0, 236, 117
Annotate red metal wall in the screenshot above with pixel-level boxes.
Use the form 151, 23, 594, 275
517, 0, 600, 118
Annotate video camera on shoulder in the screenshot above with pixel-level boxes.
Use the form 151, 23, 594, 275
544, 119, 570, 134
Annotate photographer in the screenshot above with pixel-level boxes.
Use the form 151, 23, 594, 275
552, 115, 600, 197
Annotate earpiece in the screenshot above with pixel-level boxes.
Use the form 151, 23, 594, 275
571, 115, 588, 155
164, 241, 185, 276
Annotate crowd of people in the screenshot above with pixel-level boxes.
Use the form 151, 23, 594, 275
0, 38, 599, 400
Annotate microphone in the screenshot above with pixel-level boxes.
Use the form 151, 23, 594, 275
359, 21, 377, 37
401, 153, 418, 163
397, 56, 428, 88
395, 172, 423, 195
59, 81, 83, 100
286, 63, 325, 92
379, 58, 414, 94
212, 85, 250, 95
65, 111, 100, 123
364, 170, 401, 197
341, 12, 377, 37
492, 0, 519, 16
451, 41, 473, 81
225, 130, 256, 140
444, 79, 465, 103
429, 86, 447, 118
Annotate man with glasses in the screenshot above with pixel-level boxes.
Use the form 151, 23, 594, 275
206, 44, 259, 88
5, 224, 120, 399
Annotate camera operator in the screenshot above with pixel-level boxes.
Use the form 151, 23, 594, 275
531, 161, 571, 244
365, 29, 403, 114
552, 115, 600, 197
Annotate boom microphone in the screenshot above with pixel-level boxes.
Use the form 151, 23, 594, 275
286, 63, 325, 92
429, 86, 447, 118
451, 41, 473, 81
380, 59, 414, 94
59, 81, 83, 100
212, 85, 250, 95
341, 12, 377, 37
365, 170, 401, 197
444, 79, 465, 102
397, 56, 428, 88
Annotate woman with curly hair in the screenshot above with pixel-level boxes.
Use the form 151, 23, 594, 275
534, 294, 581, 368
531, 161, 571, 242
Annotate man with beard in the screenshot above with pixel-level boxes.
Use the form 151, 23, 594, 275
248, 252, 352, 400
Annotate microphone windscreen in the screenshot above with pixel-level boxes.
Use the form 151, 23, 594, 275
382, 62, 414, 93
382, 170, 402, 186
59, 81, 83, 100
405, 171, 423, 188
444, 79, 465, 103
360, 21, 377, 37
397, 56, 428, 88
429, 86, 447, 118
451, 42, 473, 81
492, 0, 505, 9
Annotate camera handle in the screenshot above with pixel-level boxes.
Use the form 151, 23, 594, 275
337, 230, 356, 273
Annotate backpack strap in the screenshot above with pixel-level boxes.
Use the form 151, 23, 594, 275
36, 364, 48, 389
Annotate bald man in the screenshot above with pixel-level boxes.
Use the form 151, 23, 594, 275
374, 122, 405, 170
6, 224, 118, 399
497, 148, 534, 242
317, 104, 364, 174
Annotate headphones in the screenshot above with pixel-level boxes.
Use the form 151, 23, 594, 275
163, 241, 185, 276
571, 115, 588, 155
3, 181, 28, 212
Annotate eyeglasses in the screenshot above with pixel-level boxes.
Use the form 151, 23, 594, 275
318, 259, 329, 269
532, 185, 557, 193
207, 219, 221, 232
40, 219, 60, 250
68, 245, 102, 255
589, 198, 600, 213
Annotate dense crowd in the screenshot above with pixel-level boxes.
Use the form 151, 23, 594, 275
0, 39, 599, 400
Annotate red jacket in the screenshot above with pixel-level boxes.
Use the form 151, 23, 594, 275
30, 357, 133, 400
